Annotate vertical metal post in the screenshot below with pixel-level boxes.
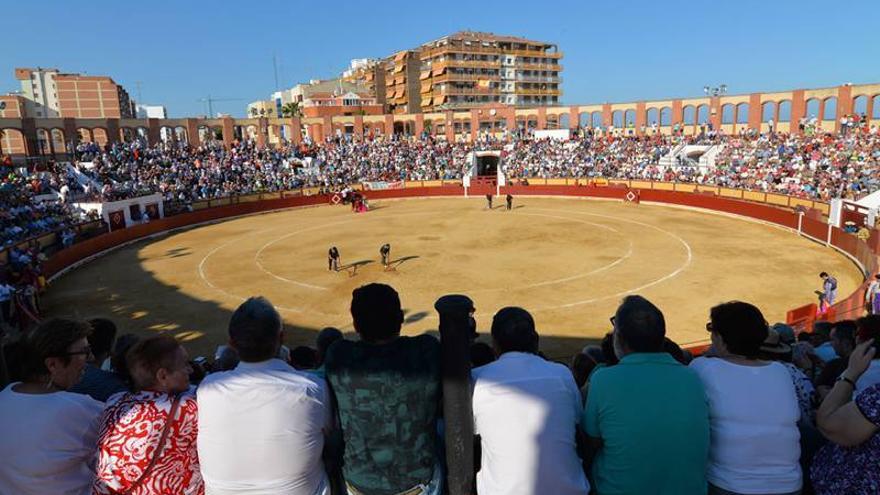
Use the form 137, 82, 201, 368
434, 294, 475, 495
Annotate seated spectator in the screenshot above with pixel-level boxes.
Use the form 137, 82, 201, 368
290, 345, 318, 370
93, 334, 203, 494
198, 297, 331, 494
70, 318, 129, 401
811, 339, 880, 494
109, 333, 141, 385
325, 283, 442, 495
811, 321, 837, 362
0, 318, 104, 494
569, 350, 598, 397
691, 301, 802, 495
852, 314, 880, 393
583, 296, 709, 494
314, 327, 343, 378
815, 320, 857, 399
472, 306, 589, 495
212, 344, 240, 372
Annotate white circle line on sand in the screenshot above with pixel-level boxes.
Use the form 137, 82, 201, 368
468, 212, 632, 293
526, 207, 693, 311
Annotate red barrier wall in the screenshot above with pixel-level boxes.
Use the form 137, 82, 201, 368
45, 185, 876, 337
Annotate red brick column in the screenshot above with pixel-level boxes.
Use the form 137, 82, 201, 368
710, 97, 722, 131
354, 115, 364, 141
790, 90, 806, 134
19, 118, 36, 156
290, 117, 302, 145
836, 85, 853, 132
256, 118, 267, 148
384, 114, 394, 136
569, 106, 579, 129
62, 118, 78, 146
748, 94, 762, 131
470, 109, 479, 143
672, 100, 683, 126
221, 117, 234, 147
602, 104, 612, 128
414, 113, 424, 137
536, 107, 547, 130
322, 116, 333, 140
105, 119, 120, 145
635, 102, 646, 135
445, 111, 455, 142
147, 118, 162, 146
185, 119, 200, 147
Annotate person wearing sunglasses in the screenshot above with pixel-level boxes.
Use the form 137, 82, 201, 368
0, 318, 104, 495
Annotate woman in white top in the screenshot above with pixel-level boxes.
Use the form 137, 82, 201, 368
0, 318, 105, 495
690, 301, 802, 495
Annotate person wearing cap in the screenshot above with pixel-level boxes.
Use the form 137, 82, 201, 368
810, 339, 880, 494
582, 296, 709, 495
472, 306, 590, 495
691, 301, 802, 495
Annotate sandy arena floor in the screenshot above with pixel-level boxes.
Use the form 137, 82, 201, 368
42, 197, 863, 360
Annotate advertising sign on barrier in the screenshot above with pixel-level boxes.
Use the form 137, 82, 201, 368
363, 181, 405, 191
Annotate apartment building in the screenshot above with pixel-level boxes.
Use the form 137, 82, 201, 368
418, 31, 562, 111
384, 51, 422, 114
247, 78, 382, 119
13, 67, 136, 118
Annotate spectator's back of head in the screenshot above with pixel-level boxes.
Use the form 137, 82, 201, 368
470, 342, 495, 368
570, 352, 598, 389
491, 307, 539, 355
290, 346, 317, 370
214, 345, 240, 371
315, 327, 344, 364
126, 334, 188, 392
350, 284, 403, 343
600, 332, 619, 366
87, 318, 117, 362
228, 296, 282, 362
613, 295, 666, 356
710, 301, 768, 358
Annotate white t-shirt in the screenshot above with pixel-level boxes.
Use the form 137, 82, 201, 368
0, 385, 104, 495
690, 357, 801, 494
472, 352, 590, 495
197, 358, 332, 495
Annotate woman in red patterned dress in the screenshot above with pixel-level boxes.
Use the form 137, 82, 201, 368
93, 335, 204, 495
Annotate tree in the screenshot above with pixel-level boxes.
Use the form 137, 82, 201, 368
281, 102, 302, 118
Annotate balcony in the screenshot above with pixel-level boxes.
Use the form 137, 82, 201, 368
513, 75, 562, 84
516, 88, 562, 96
508, 49, 564, 59
432, 73, 501, 84
442, 60, 502, 69
436, 87, 500, 96
514, 62, 563, 71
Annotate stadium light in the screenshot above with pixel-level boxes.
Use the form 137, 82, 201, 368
703, 84, 728, 97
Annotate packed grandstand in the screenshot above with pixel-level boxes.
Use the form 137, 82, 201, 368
3, 112, 880, 495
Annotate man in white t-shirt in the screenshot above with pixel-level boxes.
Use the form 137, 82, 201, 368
471, 307, 589, 495
198, 297, 332, 495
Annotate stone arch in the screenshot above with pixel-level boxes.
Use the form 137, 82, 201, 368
0, 127, 27, 157
696, 104, 710, 124
245, 125, 258, 140
546, 114, 559, 130
119, 127, 136, 142
92, 128, 109, 146
591, 111, 603, 128
77, 127, 94, 143
823, 97, 837, 121
777, 100, 792, 123
736, 103, 749, 124
852, 95, 868, 115
578, 112, 589, 127
660, 107, 672, 126
611, 110, 623, 128
174, 126, 188, 143
623, 109, 636, 128
721, 104, 735, 124
873, 95, 880, 119
50, 128, 66, 155
559, 113, 570, 129
646, 108, 659, 125
762, 101, 776, 122
35, 128, 53, 155
683, 105, 696, 125
806, 98, 821, 119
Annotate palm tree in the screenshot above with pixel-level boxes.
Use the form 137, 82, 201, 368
281, 102, 302, 118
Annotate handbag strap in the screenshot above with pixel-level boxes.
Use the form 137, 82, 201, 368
120, 393, 182, 495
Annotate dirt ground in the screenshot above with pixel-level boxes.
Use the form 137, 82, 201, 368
42, 197, 864, 360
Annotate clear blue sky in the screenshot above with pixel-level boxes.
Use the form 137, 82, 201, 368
3, 0, 877, 117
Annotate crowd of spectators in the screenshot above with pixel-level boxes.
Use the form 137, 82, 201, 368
1, 121, 878, 260
3, 283, 880, 494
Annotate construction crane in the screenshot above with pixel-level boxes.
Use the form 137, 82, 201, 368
196, 95, 246, 118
